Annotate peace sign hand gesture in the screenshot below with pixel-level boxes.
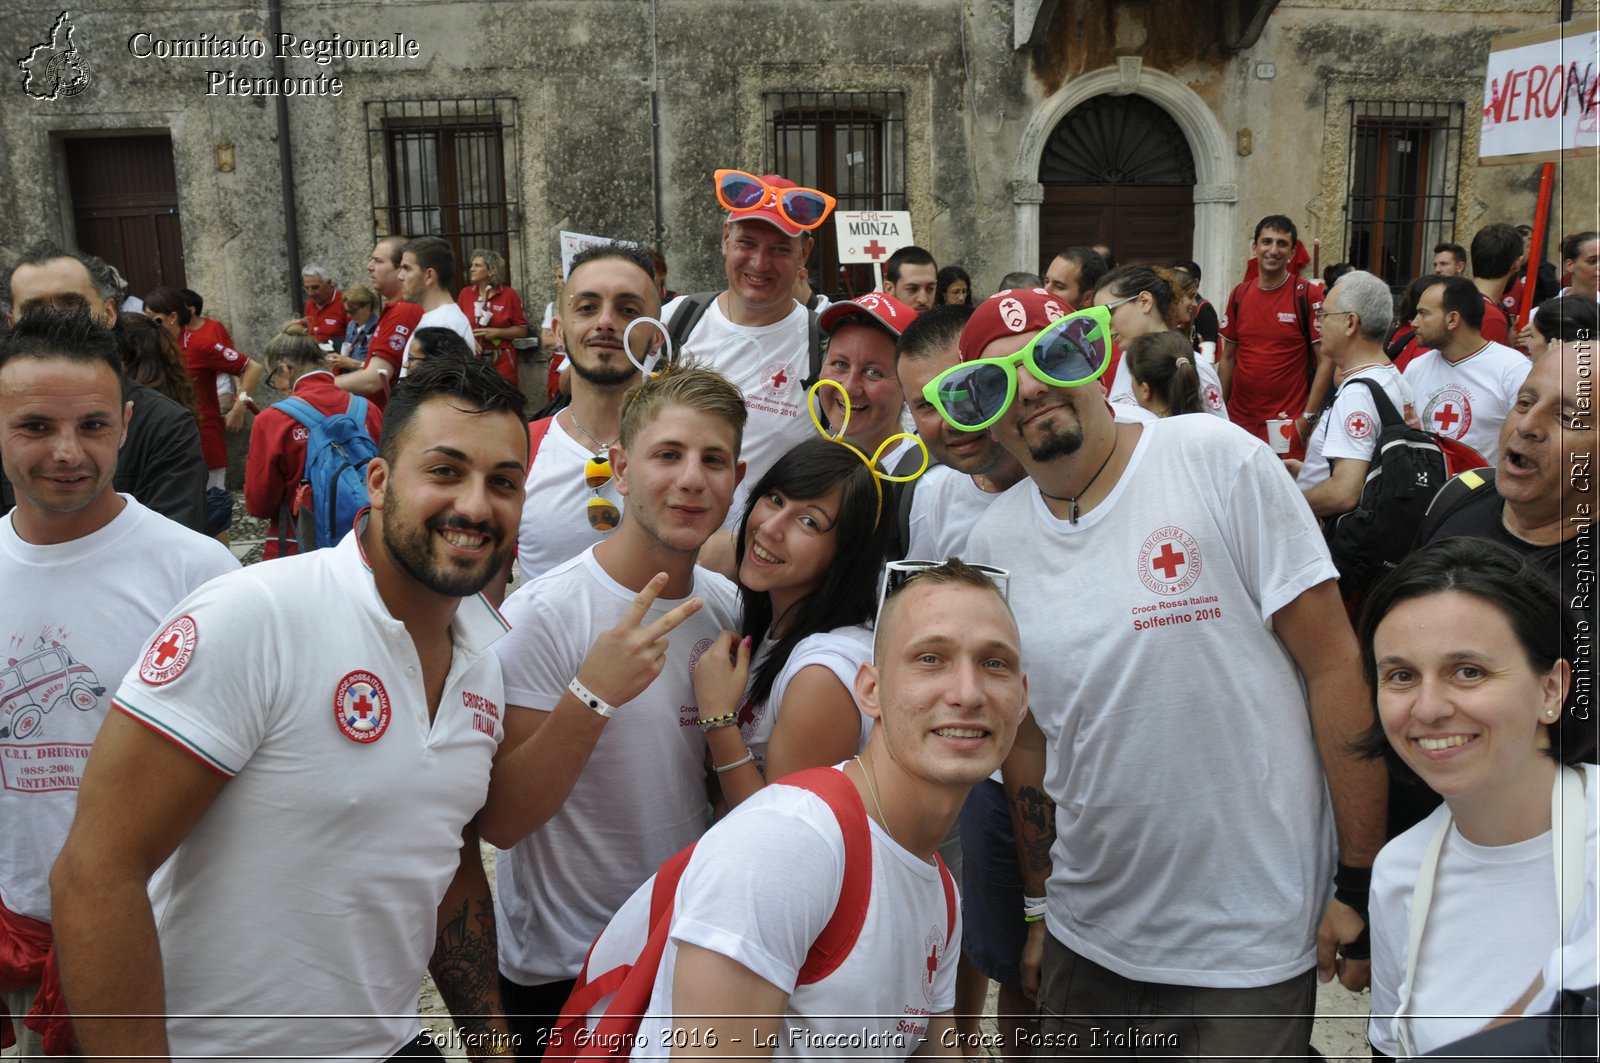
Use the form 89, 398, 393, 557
575, 573, 703, 711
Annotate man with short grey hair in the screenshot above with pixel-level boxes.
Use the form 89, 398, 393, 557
1287, 269, 1418, 518
301, 262, 347, 347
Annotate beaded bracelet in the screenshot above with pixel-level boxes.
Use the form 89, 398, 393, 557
698, 711, 739, 731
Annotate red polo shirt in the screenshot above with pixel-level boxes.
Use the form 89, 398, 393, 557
457, 284, 528, 386
182, 317, 248, 469
366, 301, 424, 410
304, 288, 349, 345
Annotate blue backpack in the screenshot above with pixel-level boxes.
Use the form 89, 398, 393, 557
275, 396, 378, 550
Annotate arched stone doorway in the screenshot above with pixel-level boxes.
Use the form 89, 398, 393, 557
1037, 94, 1196, 271
1013, 64, 1239, 297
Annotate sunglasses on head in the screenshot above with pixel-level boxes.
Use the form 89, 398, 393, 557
874, 560, 1011, 624
922, 305, 1113, 433
715, 169, 837, 232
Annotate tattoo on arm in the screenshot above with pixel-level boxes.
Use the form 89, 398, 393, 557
430, 896, 503, 1041
1013, 785, 1055, 877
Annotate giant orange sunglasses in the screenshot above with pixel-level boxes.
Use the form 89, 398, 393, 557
714, 169, 837, 231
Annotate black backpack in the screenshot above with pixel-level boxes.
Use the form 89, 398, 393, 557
1323, 378, 1488, 596
664, 291, 824, 389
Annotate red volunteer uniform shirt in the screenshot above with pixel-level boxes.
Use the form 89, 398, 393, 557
366, 301, 424, 411
304, 288, 349, 346
457, 284, 528, 386
244, 370, 385, 558
1219, 276, 1322, 458
182, 317, 247, 469
1479, 292, 1510, 346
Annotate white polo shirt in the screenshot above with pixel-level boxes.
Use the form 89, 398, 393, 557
112, 527, 509, 1062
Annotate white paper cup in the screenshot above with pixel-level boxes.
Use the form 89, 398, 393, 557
1267, 418, 1294, 455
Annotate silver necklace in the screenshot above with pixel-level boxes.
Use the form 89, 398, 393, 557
567, 410, 614, 454
853, 754, 891, 838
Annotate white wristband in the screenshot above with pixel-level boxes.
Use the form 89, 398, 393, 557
568, 676, 615, 718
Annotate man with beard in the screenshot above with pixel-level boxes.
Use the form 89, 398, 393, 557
894, 304, 1027, 560
515, 243, 662, 580
951, 289, 1383, 1057
52, 358, 527, 1061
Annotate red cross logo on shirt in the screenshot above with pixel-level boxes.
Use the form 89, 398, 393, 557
926, 942, 939, 984
1138, 526, 1203, 596
771, 367, 789, 389
862, 239, 888, 261
139, 615, 198, 686
1150, 543, 1187, 580
1349, 415, 1368, 435
152, 632, 184, 668
1433, 403, 1461, 432
334, 670, 391, 744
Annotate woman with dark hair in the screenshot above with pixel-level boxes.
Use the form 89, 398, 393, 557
1387, 274, 1437, 371
1171, 259, 1219, 357
1527, 292, 1600, 361
1125, 331, 1205, 418
693, 437, 893, 808
936, 265, 973, 307
457, 247, 529, 387
1557, 229, 1598, 301
1358, 538, 1597, 1058
116, 311, 199, 418
1092, 265, 1227, 420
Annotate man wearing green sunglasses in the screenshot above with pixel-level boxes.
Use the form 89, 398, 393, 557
952, 288, 1385, 1057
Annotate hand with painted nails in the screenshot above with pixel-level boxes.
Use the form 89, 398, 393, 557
692, 630, 753, 724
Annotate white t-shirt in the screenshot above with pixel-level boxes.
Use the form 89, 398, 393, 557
0, 498, 236, 922
965, 414, 1338, 987
1368, 764, 1599, 1056
492, 548, 740, 984
1402, 341, 1530, 466
741, 624, 876, 773
112, 528, 509, 1061
904, 465, 1009, 562
404, 301, 479, 367
1295, 363, 1417, 489
579, 775, 957, 1060
663, 295, 814, 515
1108, 354, 1228, 419
517, 418, 624, 582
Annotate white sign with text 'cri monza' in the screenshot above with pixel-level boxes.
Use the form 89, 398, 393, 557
1480, 24, 1599, 163
835, 211, 916, 265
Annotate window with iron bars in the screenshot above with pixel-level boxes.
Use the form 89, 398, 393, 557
1343, 100, 1465, 294
365, 98, 521, 290
766, 92, 905, 299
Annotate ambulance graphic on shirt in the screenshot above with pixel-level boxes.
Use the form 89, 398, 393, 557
0, 639, 105, 746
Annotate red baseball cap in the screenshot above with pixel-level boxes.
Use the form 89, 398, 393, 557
818, 291, 918, 338
957, 288, 1072, 361
724, 172, 809, 238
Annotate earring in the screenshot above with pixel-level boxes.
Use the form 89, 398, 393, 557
1544, 707, 1561, 720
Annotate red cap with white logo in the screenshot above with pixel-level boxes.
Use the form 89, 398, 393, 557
817, 291, 918, 338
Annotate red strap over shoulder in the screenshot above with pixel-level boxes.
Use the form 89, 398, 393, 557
528, 416, 555, 468
779, 766, 874, 985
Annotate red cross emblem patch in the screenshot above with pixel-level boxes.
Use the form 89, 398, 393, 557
1137, 526, 1203, 596
334, 670, 392, 744
1424, 386, 1472, 440
1344, 410, 1374, 440
139, 615, 198, 686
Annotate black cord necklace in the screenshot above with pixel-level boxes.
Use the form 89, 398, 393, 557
1039, 434, 1118, 524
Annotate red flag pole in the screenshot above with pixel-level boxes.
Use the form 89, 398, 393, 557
1517, 162, 1556, 332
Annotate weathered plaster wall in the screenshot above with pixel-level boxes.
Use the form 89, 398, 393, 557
1, 0, 1591, 363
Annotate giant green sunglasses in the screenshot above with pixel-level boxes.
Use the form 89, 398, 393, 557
922, 305, 1113, 432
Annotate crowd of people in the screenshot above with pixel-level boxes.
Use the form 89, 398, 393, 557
0, 161, 1594, 1063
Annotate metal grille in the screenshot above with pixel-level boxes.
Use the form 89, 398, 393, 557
365, 98, 520, 286
766, 91, 905, 298
1343, 99, 1465, 293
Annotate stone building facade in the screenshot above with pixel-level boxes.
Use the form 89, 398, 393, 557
2, 0, 1593, 360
